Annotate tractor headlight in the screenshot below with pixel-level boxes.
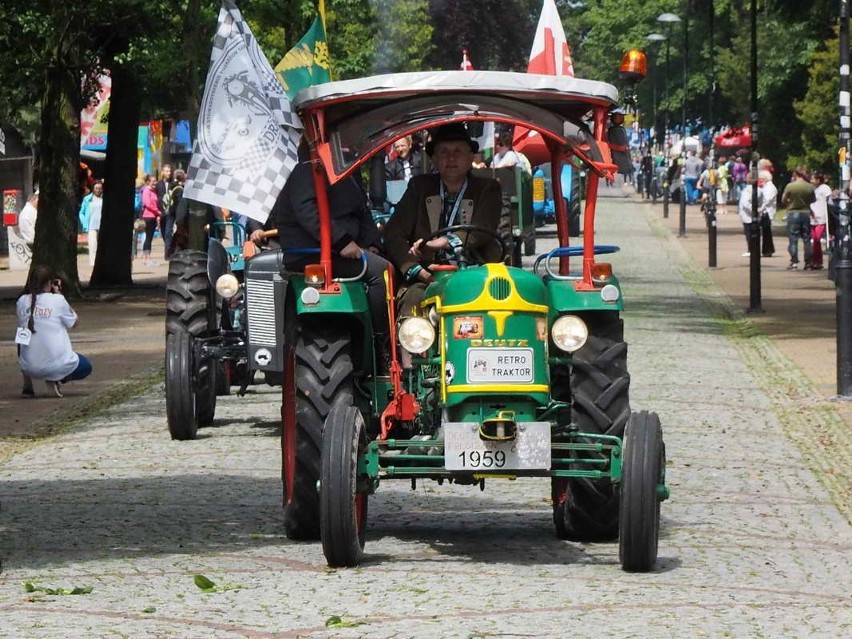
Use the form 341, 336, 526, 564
398, 317, 436, 354
551, 315, 588, 353
215, 273, 240, 300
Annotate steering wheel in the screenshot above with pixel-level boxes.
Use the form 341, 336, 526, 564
420, 224, 508, 270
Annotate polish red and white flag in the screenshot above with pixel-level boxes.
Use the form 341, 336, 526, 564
514, 0, 575, 164
527, 0, 574, 77
460, 48, 474, 71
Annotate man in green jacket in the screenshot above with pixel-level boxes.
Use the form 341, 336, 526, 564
781, 167, 816, 270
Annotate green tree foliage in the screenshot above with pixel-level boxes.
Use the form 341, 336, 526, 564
790, 33, 839, 175
374, 0, 434, 73
426, 0, 538, 71
327, 0, 378, 78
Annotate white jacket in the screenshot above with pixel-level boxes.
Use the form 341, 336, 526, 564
738, 182, 777, 224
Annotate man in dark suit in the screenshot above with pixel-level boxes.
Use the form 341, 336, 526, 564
383, 123, 502, 317
385, 135, 425, 182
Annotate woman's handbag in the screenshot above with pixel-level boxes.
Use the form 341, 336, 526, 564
133, 218, 146, 233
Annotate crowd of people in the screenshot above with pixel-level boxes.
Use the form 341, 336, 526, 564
633, 145, 834, 272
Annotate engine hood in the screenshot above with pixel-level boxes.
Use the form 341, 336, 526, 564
427, 263, 548, 314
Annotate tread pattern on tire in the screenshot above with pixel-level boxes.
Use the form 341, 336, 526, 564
284, 324, 354, 541
619, 410, 663, 572
165, 331, 198, 441
196, 353, 217, 426
166, 250, 213, 337
321, 404, 367, 567
552, 314, 630, 541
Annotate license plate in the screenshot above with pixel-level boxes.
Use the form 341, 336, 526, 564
444, 422, 551, 471
466, 347, 534, 383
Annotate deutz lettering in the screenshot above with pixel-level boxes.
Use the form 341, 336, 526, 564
469, 339, 529, 347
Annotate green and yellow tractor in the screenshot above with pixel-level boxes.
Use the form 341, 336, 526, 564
237, 70, 668, 571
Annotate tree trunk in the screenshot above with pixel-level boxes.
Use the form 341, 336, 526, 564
180, 0, 203, 129
33, 63, 82, 295
90, 65, 140, 287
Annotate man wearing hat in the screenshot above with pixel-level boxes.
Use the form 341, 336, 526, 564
383, 123, 503, 317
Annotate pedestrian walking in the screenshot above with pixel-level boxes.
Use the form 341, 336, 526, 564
809, 172, 831, 270
140, 174, 160, 265
682, 150, 703, 205
78, 180, 104, 266
156, 164, 175, 260
781, 167, 815, 270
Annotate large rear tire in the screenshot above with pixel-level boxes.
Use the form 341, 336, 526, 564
165, 331, 198, 440
282, 324, 354, 541
166, 250, 214, 337
320, 404, 368, 567
619, 411, 665, 572
552, 314, 630, 541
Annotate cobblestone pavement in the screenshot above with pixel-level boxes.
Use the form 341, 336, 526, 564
1, 200, 850, 638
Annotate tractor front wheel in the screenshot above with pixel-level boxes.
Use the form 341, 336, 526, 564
195, 350, 218, 427
282, 324, 354, 541
619, 411, 665, 572
165, 331, 198, 440
320, 404, 368, 567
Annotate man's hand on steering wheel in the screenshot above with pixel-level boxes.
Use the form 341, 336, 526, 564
419, 224, 507, 268
409, 236, 450, 259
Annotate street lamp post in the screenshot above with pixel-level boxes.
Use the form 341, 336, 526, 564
837, 0, 852, 395
657, 12, 682, 222
747, 0, 763, 313
657, 13, 681, 151
646, 33, 666, 148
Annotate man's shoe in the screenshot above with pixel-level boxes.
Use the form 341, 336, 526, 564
803, 264, 813, 270
21, 383, 34, 398
741, 252, 751, 258
47, 381, 63, 398
786, 262, 798, 270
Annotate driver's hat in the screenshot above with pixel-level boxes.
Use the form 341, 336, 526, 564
426, 123, 479, 156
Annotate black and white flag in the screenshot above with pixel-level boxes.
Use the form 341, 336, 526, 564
184, 0, 303, 224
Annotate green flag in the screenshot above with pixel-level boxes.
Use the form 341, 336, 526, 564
275, 16, 331, 101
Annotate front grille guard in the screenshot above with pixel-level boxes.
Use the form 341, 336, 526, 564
358, 431, 623, 492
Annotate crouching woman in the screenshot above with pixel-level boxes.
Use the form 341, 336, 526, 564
17, 265, 92, 398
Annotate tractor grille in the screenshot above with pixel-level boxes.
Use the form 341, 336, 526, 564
246, 278, 277, 345
489, 277, 511, 301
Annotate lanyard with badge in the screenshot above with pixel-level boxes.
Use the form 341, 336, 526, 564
439, 179, 468, 228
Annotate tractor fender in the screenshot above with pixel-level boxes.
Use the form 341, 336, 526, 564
546, 276, 625, 315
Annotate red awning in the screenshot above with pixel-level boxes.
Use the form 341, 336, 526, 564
714, 125, 752, 148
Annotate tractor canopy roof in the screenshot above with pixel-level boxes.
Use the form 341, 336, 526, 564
293, 70, 620, 183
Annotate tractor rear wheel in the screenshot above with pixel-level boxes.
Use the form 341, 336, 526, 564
282, 324, 354, 541
320, 404, 368, 567
165, 331, 198, 440
552, 314, 630, 541
619, 411, 665, 572
166, 250, 215, 337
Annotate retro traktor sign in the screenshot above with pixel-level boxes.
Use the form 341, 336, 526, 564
184, 0, 303, 224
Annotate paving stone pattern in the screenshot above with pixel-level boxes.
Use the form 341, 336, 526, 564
0, 200, 850, 638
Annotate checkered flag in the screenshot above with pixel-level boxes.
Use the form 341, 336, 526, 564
184, 0, 303, 224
